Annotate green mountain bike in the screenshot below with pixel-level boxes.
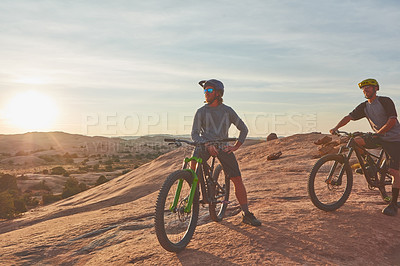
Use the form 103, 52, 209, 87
308, 131, 393, 212
154, 138, 236, 252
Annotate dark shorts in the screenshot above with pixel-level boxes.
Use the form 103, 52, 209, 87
362, 134, 400, 170
192, 147, 241, 178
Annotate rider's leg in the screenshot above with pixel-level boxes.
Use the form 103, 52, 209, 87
354, 137, 367, 155
389, 168, 400, 203
382, 143, 400, 215
383, 168, 399, 216
230, 176, 249, 213
217, 150, 261, 225
231, 176, 261, 226
190, 160, 196, 171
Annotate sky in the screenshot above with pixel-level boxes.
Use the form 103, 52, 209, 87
1, 0, 400, 138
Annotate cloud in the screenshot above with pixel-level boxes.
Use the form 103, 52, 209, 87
1, 1, 400, 134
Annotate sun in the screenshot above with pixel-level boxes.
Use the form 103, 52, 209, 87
4, 91, 58, 131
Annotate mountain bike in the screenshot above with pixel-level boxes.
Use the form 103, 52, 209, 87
154, 138, 237, 252
308, 131, 393, 212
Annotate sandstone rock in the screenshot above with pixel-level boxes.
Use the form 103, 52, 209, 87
314, 136, 332, 145
267, 151, 282, 160
267, 133, 278, 141
317, 145, 339, 157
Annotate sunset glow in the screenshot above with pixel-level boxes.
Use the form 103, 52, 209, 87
4, 91, 58, 131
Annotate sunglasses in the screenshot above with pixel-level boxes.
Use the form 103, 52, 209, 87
204, 88, 214, 94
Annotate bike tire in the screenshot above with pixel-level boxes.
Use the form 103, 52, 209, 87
308, 154, 353, 211
377, 156, 393, 203
209, 164, 230, 222
154, 170, 199, 252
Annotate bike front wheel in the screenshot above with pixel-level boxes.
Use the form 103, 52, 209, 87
154, 170, 199, 252
308, 154, 353, 211
209, 164, 230, 222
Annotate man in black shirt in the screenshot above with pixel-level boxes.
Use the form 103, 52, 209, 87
330, 79, 400, 216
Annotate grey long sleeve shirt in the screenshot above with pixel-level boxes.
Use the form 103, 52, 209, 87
191, 104, 248, 143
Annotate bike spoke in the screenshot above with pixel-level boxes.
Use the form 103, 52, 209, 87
163, 178, 193, 243
314, 160, 348, 205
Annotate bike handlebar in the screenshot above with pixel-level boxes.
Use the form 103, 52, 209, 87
164, 138, 238, 146
333, 130, 367, 138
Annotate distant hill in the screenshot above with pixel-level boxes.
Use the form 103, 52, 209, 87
0, 132, 263, 157
0, 132, 179, 156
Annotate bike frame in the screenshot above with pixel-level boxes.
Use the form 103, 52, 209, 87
328, 134, 387, 188
169, 155, 216, 213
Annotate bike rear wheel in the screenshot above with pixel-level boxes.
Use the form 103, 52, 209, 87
308, 154, 353, 211
377, 156, 393, 203
209, 164, 230, 222
154, 170, 199, 252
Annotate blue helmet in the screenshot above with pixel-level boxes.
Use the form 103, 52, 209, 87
198, 79, 224, 96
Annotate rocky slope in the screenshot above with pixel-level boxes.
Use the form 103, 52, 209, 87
0, 133, 399, 265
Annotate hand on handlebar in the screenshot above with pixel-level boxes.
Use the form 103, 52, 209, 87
329, 128, 339, 135
223, 144, 239, 154
365, 132, 382, 140
206, 144, 219, 156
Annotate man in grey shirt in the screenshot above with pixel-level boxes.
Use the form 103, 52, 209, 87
191, 79, 261, 226
330, 78, 400, 216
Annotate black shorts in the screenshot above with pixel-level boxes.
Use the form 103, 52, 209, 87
192, 147, 241, 178
362, 134, 400, 170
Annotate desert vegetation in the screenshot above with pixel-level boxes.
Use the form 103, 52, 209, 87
0, 132, 177, 219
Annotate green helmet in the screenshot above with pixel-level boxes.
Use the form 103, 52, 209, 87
358, 78, 379, 91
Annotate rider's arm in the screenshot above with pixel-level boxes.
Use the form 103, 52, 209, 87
330, 102, 367, 134
330, 115, 352, 134
223, 140, 242, 154
376, 117, 397, 135
228, 107, 248, 144
191, 109, 206, 143
376, 97, 398, 135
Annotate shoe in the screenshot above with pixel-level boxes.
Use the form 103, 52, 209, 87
382, 202, 398, 216
242, 212, 262, 226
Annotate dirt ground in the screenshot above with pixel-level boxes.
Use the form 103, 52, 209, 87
0, 133, 399, 265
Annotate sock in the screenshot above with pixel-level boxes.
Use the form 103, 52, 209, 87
392, 187, 399, 204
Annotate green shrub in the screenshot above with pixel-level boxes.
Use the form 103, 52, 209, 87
0, 174, 18, 192
30, 180, 51, 191
95, 175, 109, 186
23, 193, 39, 207
61, 177, 87, 199
13, 198, 27, 213
79, 182, 88, 191
51, 166, 67, 175
121, 169, 130, 175
42, 194, 62, 205
62, 177, 81, 198
104, 160, 113, 165
0, 191, 16, 219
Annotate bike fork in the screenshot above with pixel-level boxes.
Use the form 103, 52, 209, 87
169, 157, 202, 213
